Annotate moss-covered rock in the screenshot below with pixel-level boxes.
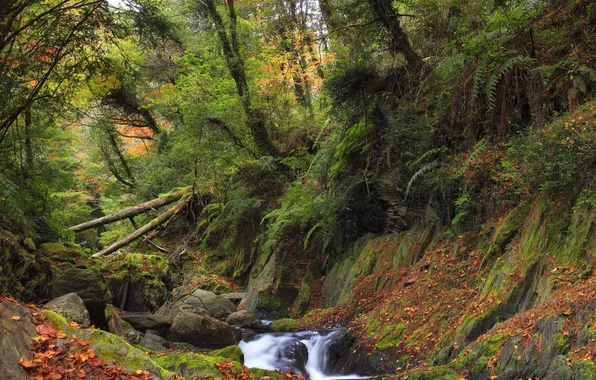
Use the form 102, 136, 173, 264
271, 318, 299, 332
42, 310, 173, 379
0, 231, 52, 302
210, 345, 244, 363
51, 267, 111, 328
398, 366, 462, 380
153, 351, 240, 378
103, 252, 170, 312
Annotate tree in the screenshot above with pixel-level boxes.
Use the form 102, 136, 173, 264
201, 0, 279, 158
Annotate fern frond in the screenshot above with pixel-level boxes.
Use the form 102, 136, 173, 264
457, 138, 488, 177
486, 56, 537, 114
404, 161, 438, 199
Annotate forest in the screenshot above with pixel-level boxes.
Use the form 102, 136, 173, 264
0, 0, 595, 379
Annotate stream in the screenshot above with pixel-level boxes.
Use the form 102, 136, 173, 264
239, 328, 365, 380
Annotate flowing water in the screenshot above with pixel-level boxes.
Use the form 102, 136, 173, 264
239, 329, 365, 380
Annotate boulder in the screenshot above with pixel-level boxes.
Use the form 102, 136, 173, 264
277, 339, 309, 376
139, 333, 168, 351
103, 253, 169, 313
226, 310, 261, 328
44, 292, 90, 326
42, 309, 172, 378
164, 310, 240, 349
51, 267, 111, 328
122, 312, 171, 331
221, 292, 246, 305
0, 301, 36, 380
156, 299, 208, 321
185, 289, 237, 320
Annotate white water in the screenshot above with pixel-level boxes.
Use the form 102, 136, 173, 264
239, 329, 365, 380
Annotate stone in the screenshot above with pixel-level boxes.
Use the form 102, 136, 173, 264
105, 304, 125, 337
164, 310, 240, 349
185, 289, 237, 320
42, 310, 172, 378
0, 301, 36, 380
276, 339, 308, 376
44, 292, 90, 326
139, 333, 168, 351
122, 313, 171, 331
51, 267, 111, 328
221, 292, 246, 305
225, 310, 261, 328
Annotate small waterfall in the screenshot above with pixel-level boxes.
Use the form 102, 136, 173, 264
239, 329, 364, 380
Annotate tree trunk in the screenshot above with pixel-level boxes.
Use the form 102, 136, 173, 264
203, 0, 279, 157
70, 188, 190, 232
367, 0, 422, 73
91, 196, 190, 258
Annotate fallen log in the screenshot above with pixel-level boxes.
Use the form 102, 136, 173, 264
69, 188, 190, 232
91, 196, 190, 258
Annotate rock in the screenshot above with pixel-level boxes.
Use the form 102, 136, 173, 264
276, 339, 308, 376
154, 351, 241, 378
270, 318, 298, 332
0, 234, 52, 302
225, 310, 261, 328
164, 309, 240, 349
0, 301, 36, 380
103, 253, 169, 313
221, 292, 246, 305
124, 328, 143, 345
51, 267, 111, 328
139, 333, 168, 351
105, 304, 125, 337
122, 313, 171, 331
44, 292, 90, 326
543, 355, 573, 380
42, 309, 172, 378
156, 299, 208, 321
243, 251, 300, 315
185, 289, 237, 320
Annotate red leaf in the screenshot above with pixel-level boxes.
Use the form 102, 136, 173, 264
35, 324, 56, 338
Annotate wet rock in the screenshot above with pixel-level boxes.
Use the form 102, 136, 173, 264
122, 312, 171, 331
0, 301, 36, 380
226, 310, 261, 328
277, 339, 309, 376
51, 267, 111, 328
44, 292, 90, 326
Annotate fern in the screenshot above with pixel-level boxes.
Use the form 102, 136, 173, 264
407, 147, 446, 167
0, 175, 29, 228
404, 161, 438, 200
457, 138, 488, 177
486, 56, 537, 114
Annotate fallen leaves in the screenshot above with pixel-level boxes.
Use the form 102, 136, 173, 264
11, 315, 22, 321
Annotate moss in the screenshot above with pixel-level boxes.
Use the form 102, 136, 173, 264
42, 310, 173, 379
573, 358, 596, 380
482, 201, 531, 266
451, 333, 507, 375
210, 345, 244, 363
248, 368, 292, 379
403, 366, 461, 380
270, 318, 298, 332
552, 332, 571, 351
153, 352, 239, 378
